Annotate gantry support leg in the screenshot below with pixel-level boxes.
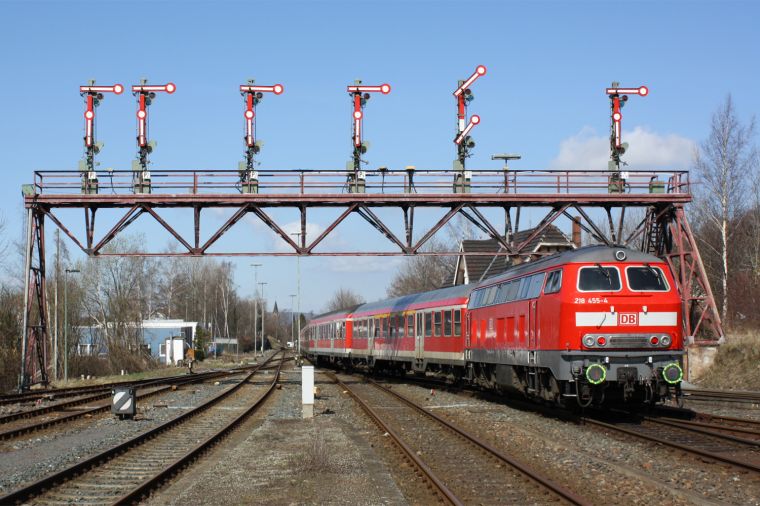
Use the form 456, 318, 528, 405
19, 207, 49, 391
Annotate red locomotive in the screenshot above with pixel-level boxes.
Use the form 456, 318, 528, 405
301, 245, 684, 406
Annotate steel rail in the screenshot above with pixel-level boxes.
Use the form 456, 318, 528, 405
114, 353, 285, 504
326, 371, 463, 506
642, 416, 760, 448
365, 378, 590, 506
582, 417, 760, 474
0, 353, 283, 505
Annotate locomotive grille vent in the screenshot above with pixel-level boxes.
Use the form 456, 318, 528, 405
609, 335, 653, 348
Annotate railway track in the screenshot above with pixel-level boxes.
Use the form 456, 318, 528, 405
0, 351, 286, 505
681, 387, 760, 406
0, 371, 231, 441
584, 411, 760, 474
328, 371, 588, 506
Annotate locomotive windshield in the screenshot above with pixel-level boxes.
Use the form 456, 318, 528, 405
626, 265, 669, 291
578, 265, 621, 291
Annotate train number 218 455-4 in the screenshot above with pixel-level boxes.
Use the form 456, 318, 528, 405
574, 297, 609, 304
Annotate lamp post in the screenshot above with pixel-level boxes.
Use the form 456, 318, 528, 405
289, 294, 296, 347
250, 263, 261, 355
64, 268, 80, 382
290, 232, 302, 355
258, 282, 267, 355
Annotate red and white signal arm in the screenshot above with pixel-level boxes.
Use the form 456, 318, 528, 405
80, 84, 124, 95
132, 83, 176, 94
606, 86, 648, 96
454, 115, 480, 145
453, 65, 487, 97
347, 84, 391, 94
240, 83, 284, 95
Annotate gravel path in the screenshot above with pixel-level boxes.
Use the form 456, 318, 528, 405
149, 368, 408, 505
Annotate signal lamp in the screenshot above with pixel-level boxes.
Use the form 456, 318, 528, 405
613, 112, 622, 122
113, 84, 124, 94
583, 335, 595, 348
650, 336, 659, 346
273, 84, 284, 94
638, 86, 648, 96
165, 83, 176, 93
661, 335, 671, 347
470, 115, 481, 125
245, 110, 254, 119
353, 110, 363, 120
476, 65, 487, 76
84, 110, 94, 120
596, 336, 607, 346
137, 110, 147, 119
380, 83, 391, 94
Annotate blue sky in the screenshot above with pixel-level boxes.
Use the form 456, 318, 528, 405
1, 0, 758, 312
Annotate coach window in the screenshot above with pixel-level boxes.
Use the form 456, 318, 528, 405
578, 265, 622, 291
626, 266, 670, 291
444, 310, 453, 336
544, 270, 562, 294
425, 312, 433, 337
454, 310, 462, 336
434, 312, 442, 336
407, 315, 414, 337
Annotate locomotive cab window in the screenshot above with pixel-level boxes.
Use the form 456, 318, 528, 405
544, 270, 562, 294
626, 265, 670, 291
578, 265, 621, 291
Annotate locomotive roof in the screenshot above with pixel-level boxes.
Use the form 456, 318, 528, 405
339, 284, 471, 318
476, 245, 665, 288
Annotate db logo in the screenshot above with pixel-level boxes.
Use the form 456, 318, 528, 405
619, 312, 638, 326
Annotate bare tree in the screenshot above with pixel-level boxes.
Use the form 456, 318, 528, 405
387, 237, 456, 297
325, 288, 365, 312
693, 95, 758, 325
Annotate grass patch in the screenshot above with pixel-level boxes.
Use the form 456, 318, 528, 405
696, 331, 760, 391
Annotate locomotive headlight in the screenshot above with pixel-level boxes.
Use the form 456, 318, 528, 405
661, 335, 671, 347
596, 336, 607, 347
662, 363, 683, 384
583, 335, 595, 348
586, 363, 607, 385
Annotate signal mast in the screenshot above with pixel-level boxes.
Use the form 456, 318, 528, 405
346, 81, 391, 193
238, 79, 284, 193
605, 82, 648, 172
452, 65, 486, 193
78, 81, 124, 194
131, 79, 176, 193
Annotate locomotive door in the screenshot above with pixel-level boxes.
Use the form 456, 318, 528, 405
528, 300, 538, 349
465, 311, 471, 348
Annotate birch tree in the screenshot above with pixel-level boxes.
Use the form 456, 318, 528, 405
693, 95, 758, 325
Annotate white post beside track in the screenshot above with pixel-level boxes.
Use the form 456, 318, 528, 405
302, 365, 314, 419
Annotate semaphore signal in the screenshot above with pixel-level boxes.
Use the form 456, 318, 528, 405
238, 79, 284, 194
79, 81, 124, 194
346, 80, 391, 193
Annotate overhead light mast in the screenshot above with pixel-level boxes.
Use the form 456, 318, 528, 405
453, 65, 486, 193
131, 79, 176, 194
346, 81, 391, 193
238, 80, 284, 193
78, 81, 123, 194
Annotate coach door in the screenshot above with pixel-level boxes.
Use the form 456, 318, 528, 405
415, 313, 424, 359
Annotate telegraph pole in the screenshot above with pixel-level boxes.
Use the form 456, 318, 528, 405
258, 282, 267, 355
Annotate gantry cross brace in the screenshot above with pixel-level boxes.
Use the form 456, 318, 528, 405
19, 168, 722, 389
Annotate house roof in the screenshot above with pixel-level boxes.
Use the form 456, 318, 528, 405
458, 224, 574, 283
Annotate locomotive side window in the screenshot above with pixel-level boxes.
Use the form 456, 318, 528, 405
544, 270, 562, 294
527, 273, 545, 298
626, 266, 670, 291
444, 310, 453, 336
578, 265, 622, 291
434, 312, 442, 336
517, 277, 531, 299
425, 313, 432, 337
505, 280, 519, 302
454, 310, 462, 336
484, 286, 498, 306
495, 283, 509, 304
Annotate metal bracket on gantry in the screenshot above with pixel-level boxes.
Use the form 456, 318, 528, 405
346, 81, 391, 193
453, 65, 486, 193
79, 81, 124, 194
605, 82, 648, 191
238, 80, 284, 194
131, 79, 176, 194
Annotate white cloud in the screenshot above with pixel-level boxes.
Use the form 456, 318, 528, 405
549, 126, 695, 170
